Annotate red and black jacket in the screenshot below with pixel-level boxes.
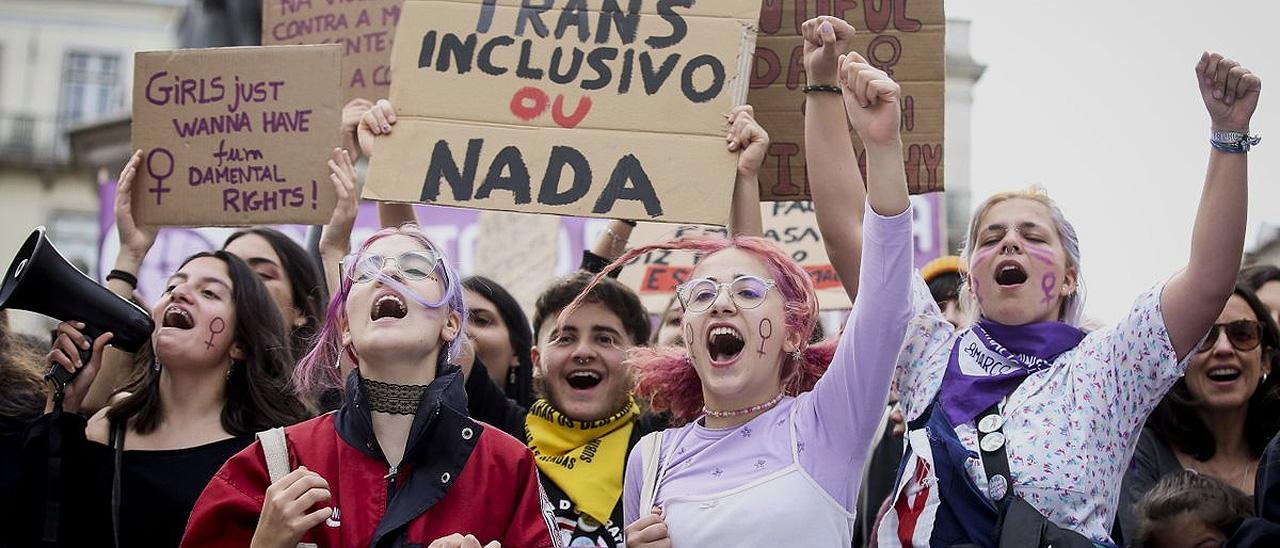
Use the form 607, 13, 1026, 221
182, 367, 559, 548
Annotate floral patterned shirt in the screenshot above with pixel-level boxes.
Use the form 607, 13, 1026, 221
891, 276, 1192, 542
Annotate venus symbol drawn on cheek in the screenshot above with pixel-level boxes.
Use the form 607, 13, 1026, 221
205, 317, 226, 350
1041, 273, 1056, 304
757, 319, 773, 356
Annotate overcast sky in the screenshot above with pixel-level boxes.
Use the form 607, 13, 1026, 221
945, 0, 1280, 323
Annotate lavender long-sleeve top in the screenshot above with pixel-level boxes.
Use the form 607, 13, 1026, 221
622, 203, 915, 526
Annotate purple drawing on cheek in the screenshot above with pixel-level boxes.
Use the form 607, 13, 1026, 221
1026, 246, 1057, 267
1041, 273, 1056, 304
972, 247, 997, 268
757, 318, 773, 356
205, 317, 226, 350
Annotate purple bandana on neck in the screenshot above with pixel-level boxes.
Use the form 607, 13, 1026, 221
940, 319, 1086, 426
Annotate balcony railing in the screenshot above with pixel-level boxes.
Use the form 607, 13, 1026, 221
0, 112, 91, 166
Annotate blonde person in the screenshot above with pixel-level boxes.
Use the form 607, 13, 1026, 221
876, 54, 1255, 547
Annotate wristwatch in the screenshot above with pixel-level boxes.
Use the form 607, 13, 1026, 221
1210, 130, 1261, 153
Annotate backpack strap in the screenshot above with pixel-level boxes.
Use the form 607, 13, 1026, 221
638, 430, 665, 511
256, 427, 291, 483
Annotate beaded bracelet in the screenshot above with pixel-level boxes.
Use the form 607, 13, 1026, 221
802, 84, 841, 94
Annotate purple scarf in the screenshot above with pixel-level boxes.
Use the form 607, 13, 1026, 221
940, 319, 1086, 426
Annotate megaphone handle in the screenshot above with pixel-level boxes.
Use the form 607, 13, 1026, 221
44, 323, 104, 390
45, 355, 82, 388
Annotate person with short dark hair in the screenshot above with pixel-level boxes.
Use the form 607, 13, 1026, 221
1134, 470, 1252, 548
461, 269, 665, 547
1115, 283, 1280, 546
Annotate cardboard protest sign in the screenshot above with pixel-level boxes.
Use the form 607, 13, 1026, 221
262, 0, 404, 103
363, 0, 760, 225
750, 0, 945, 199
618, 200, 852, 312
472, 210, 562, 315
130, 45, 342, 226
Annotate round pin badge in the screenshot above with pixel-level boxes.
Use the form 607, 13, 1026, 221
980, 432, 1006, 453
978, 414, 1005, 434
988, 474, 1009, 501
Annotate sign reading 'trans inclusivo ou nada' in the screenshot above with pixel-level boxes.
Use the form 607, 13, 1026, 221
364, 0, 760, 226
130, 45, 342, 226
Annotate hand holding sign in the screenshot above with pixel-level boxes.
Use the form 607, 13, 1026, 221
357, 99, 397, 159
1196, 52, 1262, 133
114, 149, 160, 265
839, 51, 902, 147
801, 17, 857, 86
342, 98, 375, 159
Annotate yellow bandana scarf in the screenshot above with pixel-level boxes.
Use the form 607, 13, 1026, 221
525, 398, 639, 524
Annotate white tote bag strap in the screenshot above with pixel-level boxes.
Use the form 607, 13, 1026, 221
638, 431, 665, 511
256, 427, 291, 483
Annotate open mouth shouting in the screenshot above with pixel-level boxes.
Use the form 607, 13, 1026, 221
162, 305, 195, 329
994, 260, 1029, 287
371, 291, 408, 322
565, 369, 604, 391
707, 324, 746, 367
1206, 365, 1244, 385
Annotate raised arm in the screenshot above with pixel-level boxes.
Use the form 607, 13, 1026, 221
839, 51, 910, 217
801, 17, 868, 300
82, 150, 154, 413
797, 45, 912, 509
1162, 52, 1262, 359
318, 147, 359, 298
726, 105, 767, 237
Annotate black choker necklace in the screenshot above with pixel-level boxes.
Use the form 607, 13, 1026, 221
360, 377, 428, 415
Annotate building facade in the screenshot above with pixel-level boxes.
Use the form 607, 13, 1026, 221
0, 0, 181, 334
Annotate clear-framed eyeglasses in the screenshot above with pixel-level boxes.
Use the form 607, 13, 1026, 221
343, 250, 442, 284
677, 275, 777, 313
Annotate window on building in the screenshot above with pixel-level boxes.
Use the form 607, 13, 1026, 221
56, 51, 122, 154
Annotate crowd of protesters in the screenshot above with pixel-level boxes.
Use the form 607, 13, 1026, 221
0, 13, 1272, 548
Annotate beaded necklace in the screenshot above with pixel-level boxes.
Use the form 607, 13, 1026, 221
703, 392, 785, 419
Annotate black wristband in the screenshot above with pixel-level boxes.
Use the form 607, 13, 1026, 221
105, 269, 138, 289
802, 84, 841, 94
620, 219, 637, 227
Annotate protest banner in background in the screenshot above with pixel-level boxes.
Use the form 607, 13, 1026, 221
364, 0, 760, 225
130, 45, 342, 226
749, 0, 945, 200
472, 210, 563, 315
97, 179, 610, 307
619, 195, 944, 311
262, 0, 404, 103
